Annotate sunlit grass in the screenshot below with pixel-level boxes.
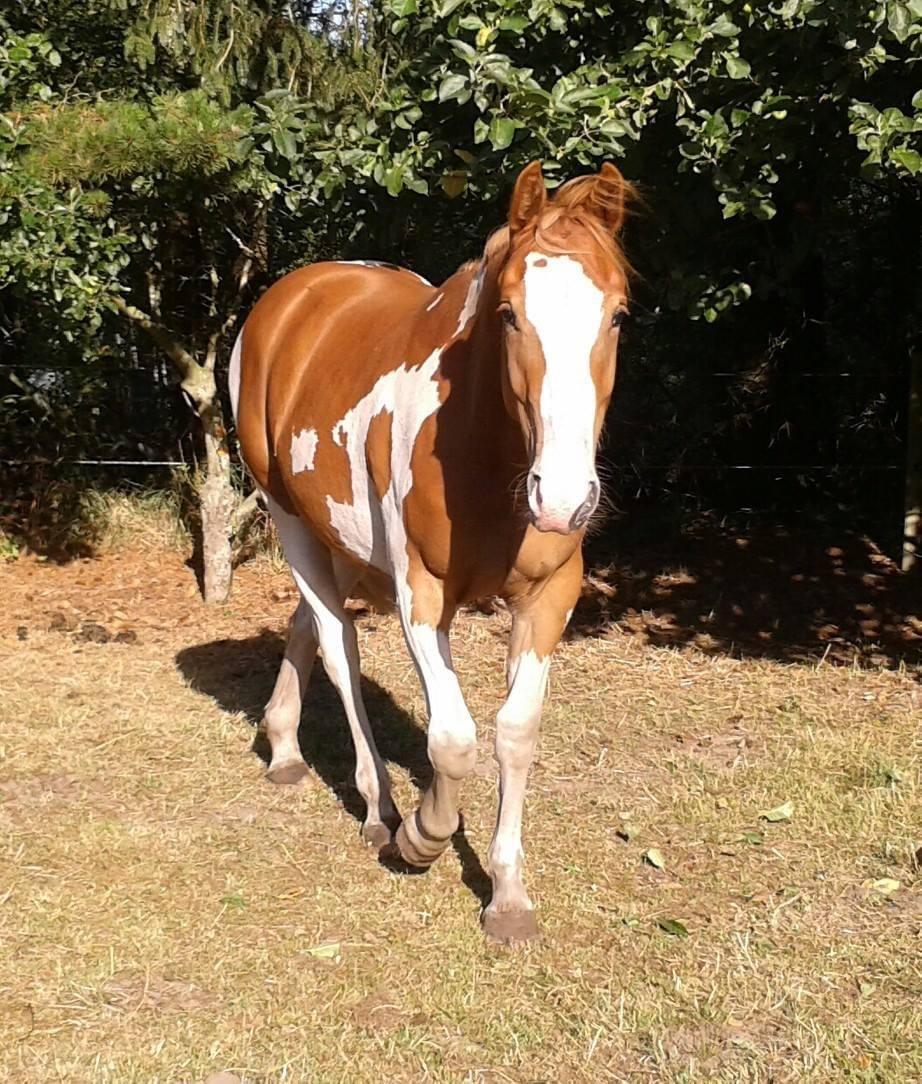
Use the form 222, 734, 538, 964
1, 545, 919, 1082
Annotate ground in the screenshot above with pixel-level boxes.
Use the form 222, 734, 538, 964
1, 529, 920, 1083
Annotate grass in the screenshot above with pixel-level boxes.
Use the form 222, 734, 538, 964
1, 533, 920, 1082
0, 476, 193, 561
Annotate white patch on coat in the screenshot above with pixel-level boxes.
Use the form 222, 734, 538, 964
522, 253, 603, 518
337, 260, 431, 286
326, 351, 442, 572
228, 332, 242, 424
426, 292, 444, 311
454, 264, 485, 337
290, 427, 318, 473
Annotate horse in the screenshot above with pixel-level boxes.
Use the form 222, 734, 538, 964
229, 161, 633, 943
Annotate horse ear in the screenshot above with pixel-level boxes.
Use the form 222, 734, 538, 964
508, 161, 547, 234
589, 162, 629, 233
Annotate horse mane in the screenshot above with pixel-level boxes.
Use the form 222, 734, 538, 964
458, 172, 637, 285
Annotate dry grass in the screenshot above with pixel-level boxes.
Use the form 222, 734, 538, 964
0, 479, 193, 562
1, 541, 920, 1083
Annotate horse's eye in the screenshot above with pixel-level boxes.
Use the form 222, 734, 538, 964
611, 309, 628, 329
500, 305, 518, 331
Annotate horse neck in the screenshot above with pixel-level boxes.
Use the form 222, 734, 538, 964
437, 251, 522, 461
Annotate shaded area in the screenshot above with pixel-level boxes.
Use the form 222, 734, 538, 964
175, 629, 491, 905
575, 510, 922, 668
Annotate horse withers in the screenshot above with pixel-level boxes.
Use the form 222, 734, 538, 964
230, 161, 633, 943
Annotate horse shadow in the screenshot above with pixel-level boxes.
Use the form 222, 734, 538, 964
174, 628, 492, 907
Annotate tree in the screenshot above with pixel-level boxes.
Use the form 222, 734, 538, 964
0, 3, 370, 600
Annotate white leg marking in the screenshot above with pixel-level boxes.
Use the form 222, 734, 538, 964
290, 427, 318, 473
489, 649, 550, 911
523, 254, 603, 520
404, 621, 476, 779
263, 600, 317, 773
266, 496, 396, 829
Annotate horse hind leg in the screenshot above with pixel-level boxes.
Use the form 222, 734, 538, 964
262, 598, 317, 784
265, 496, 399, 848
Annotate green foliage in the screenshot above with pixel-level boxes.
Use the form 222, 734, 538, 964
281, 0, 921, 320
0, 5, 364, 334
14, 93, 254, 186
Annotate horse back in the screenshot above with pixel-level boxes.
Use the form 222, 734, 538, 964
235, 261, 437, 556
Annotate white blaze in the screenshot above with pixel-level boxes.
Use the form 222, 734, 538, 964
522, 253, 603, 521
290, 427, 318, 473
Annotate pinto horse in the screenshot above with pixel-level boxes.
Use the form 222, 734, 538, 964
230, 161, 633, 943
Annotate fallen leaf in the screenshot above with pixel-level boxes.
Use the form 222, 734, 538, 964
865, 877, 900, 896
306, 941, 341, 960
739, 831, 764, 846
655, 918, 689, 938
760, 800, 794, 822
643, 848, 666, 869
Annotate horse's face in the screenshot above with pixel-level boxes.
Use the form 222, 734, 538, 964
497, 162, 632, 535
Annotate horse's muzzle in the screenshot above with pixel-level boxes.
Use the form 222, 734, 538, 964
527, 474, 599, 534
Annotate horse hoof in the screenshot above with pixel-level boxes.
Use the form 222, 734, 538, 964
394, 814, 447, 868
482, 908, 540, 946
266, 759, 310, 785
361, 821, 393, 850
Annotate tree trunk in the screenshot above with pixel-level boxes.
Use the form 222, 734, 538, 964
199, 400, 236, 603
111, 296, 238, 602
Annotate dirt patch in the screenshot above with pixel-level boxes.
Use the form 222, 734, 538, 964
102, 972, 216, 1015
350, 989, 423, 1033
0, 773, 82, 805
682, 719, 759, 771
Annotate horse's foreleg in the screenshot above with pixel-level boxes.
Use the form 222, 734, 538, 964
393, 572, 475, 868
484, 551, 582, 945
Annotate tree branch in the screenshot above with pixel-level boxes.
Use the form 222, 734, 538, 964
232, 488, 262, 533
111, 295, 216, 412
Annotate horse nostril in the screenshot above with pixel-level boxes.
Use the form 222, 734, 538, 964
527, 472, 542, 504
569, 481, 600, 531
